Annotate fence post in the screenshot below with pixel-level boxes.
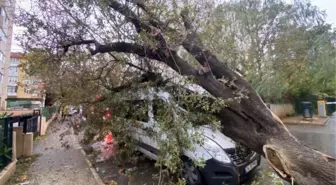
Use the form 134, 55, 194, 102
1, 118, 7, 167
23, 117, 28, 134
2, 117, 13, 167
12, 131, 16, 161
38, 110, 42, 136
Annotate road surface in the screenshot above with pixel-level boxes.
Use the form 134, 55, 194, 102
287, 116, 336, 157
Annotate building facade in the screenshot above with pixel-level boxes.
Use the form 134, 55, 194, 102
0, 0, 15, 109
5, 52, 43, 109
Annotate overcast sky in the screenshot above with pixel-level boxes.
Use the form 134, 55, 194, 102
310, 0, 336, 26
10, 0, 336, 52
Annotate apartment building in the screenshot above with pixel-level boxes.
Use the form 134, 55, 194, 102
5, 52, 44, 109
7, 51, 18, 96
0, 0, 15, 109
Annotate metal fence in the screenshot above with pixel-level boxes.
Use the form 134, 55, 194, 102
326, 97, 336, 116
293, 95, 336, 116
0, 112, 41, 169
17, 114, 40, 134
0, 117, 13, 169
42, 107, 56, 121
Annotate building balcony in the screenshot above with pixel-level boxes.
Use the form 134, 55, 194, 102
9, 62, 18, 67
8, 82, 17, 86
7, 92, 16, 96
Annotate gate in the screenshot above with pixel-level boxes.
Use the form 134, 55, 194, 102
19, 114, 39, 134
26, 115, 39, 133
14, 113, 40, 134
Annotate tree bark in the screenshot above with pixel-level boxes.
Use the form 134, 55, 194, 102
64, 1, 336, 184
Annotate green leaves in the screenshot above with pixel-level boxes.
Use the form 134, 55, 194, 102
200, 0, 335, 103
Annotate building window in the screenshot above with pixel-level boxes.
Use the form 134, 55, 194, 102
24, 88, 30, 94
9, 66, 18, 74
0, 51, 4, 64
24, 88, 36, 94
0, 8, 5, 17
7, 86, 17, 93
8, 76, 17, 83
10, 58, 19, 64
23, 79, 30, 85
0, 29, 6, 44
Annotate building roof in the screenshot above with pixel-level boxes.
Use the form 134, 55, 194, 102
10, 52, 23, 59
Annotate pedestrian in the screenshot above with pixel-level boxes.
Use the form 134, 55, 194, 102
62, 106, 68, 120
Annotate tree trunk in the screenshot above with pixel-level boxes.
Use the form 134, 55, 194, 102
174, 71, 336, 185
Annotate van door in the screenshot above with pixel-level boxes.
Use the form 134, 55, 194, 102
132, 100, 159, 160
151, 98, 175, 147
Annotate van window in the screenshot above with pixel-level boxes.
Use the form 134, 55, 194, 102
124, 100, 149, 122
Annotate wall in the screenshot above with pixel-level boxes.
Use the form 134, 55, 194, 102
270, 104, 295, 118
17, 58, 42, 99
13, 127, 33, 158
0, 0, 15, 109
3, 54, 43, 109
40, 114, 56, 135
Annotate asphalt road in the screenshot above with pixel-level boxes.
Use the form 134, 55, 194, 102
287, 116, 336, 157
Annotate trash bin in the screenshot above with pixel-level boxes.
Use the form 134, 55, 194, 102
301, 101, 313, 118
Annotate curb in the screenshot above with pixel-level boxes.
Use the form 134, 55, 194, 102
283, 122, 326, 126
283, 117, 329, 126
80, 148, 106, 185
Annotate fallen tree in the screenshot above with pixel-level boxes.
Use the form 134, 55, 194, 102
17, 0, 335, 184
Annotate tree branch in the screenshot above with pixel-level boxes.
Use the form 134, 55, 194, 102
102, 71, 163, 92
107, 52, 148, 72
108, 0, 169, 48
127, 0, 170, 31
180, 9, 193, 31
61, 39, 96, 53
108, 0, 151, 33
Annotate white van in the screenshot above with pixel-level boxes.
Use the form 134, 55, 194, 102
127, 88, 261, 185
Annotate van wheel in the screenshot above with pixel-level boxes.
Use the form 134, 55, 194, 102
182, 159, 203, 185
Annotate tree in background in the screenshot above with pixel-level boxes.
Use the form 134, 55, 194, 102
198, 0, 335, 102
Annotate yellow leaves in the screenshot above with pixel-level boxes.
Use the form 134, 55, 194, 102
19, 174, 29, 182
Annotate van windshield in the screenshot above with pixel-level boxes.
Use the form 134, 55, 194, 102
123, 100, 149, 122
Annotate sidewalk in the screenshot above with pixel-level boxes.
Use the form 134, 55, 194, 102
27, 120, 99, 185
281, 116, 328, 126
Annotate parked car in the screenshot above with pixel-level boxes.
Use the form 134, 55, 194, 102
127, 88, 261, 185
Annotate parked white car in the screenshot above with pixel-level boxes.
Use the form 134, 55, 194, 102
127, 88, 261, 185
